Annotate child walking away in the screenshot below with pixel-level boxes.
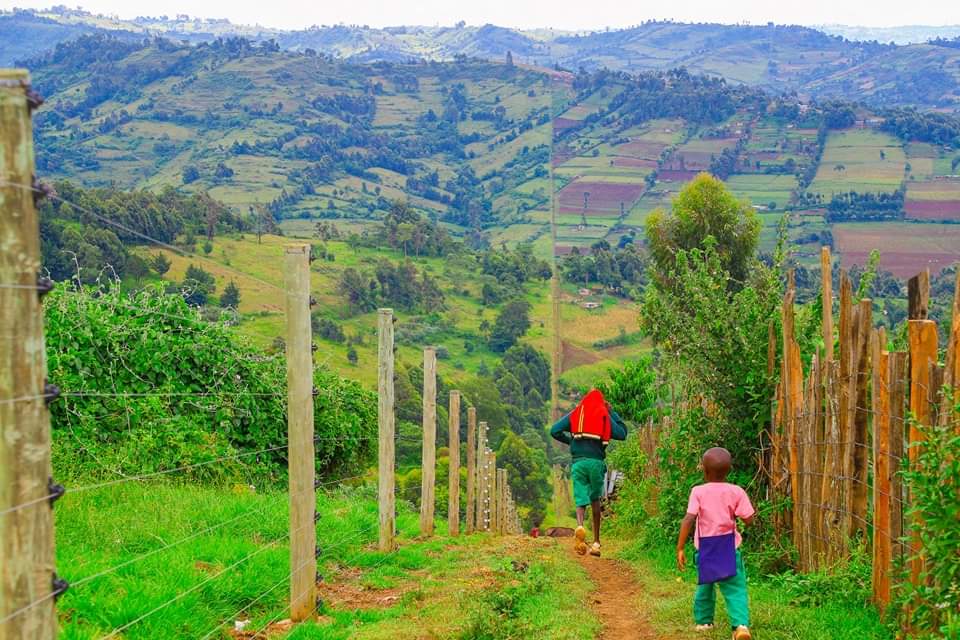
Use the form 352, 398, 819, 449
550, 389, 627, 557
677, 447, 755, 640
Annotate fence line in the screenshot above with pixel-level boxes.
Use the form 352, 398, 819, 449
1, 75, 525, 640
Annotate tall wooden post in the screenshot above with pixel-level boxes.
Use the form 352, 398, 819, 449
465, 407, 477, 533
872, 339, 892, 608
476, 422, 487, 530
285, 243, 315, 622
497, 469, 508, 536
908, 319, 938, 585
0, 69, 57, 640
488, 453, 497, 533
419, 347, 437, 536
821, 247, 834, 362
448, 391, 461, 536
377, 309, 396, 552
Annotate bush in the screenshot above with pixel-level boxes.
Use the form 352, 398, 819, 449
897, 407, 960, 637
46, 283, 377, 484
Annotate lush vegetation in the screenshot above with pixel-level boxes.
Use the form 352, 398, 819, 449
46, 282, 377, 483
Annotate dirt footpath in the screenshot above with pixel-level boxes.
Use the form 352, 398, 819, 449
568, 540, 680, 640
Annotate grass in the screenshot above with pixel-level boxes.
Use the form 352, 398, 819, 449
810, 129, 906, 197
55, 482, 598, 640
617, 543, 893, 639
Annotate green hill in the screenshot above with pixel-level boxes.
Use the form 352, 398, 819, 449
7, 8, 960, 109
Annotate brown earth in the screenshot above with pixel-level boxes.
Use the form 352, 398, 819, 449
567, 539, 667, 640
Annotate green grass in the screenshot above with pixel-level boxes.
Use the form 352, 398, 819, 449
810, 129, 906, 197
618, 544, 892, 639
55, 482, 598, 640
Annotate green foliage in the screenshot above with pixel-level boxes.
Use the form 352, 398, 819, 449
645, 173, 761, 286
220, 280, 241, 309
562, 241, 647, 297
496, 432, 552, 526
641, 239, 780, 453
897, 408, 960, 637
597, 356, 659, 424
150, 252, 171, 276
489, 299, 530, 353
338, 259, 444, 315
39, 181, 243, 283
46, 282, 376, 483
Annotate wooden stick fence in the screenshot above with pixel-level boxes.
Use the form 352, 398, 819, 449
768, 250, 960, 610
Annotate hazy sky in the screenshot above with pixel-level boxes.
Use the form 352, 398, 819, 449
5, 0, 960, 30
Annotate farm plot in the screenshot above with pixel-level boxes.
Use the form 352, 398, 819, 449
833, 222, 960, 277
809, 129, 906, 197
557, 180, 646, 217
666, 137, 739, 171
904, 178, 960, 221
725, 174, 797, 210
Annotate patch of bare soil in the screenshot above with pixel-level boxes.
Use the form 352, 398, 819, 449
568, 540, 662, 640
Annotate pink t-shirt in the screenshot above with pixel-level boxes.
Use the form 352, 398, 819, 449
686, 482, 755, 549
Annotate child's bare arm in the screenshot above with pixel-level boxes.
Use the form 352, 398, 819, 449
676, 513, 697, 570
741, 514, 755, 527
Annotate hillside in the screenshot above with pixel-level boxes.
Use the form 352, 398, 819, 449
7, 7, 960, 110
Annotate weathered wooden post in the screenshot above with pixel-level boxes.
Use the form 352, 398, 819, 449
285, 243, 316, 622
377, 309, 396, 552
420, 347, 437, 536
497, 469, 508, 535
908, 318, 938, 585
465, 407, 477, 533
476, 422, 488, 530
448, 391, 461, 536
0, 69, 57, 640
821, 246, 834, 362
872, 334, 892, 609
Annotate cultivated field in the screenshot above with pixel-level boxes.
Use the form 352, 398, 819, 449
833, 222, 960, 276
809, 129, 906, 197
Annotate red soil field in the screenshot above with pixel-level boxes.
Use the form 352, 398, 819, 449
904, 199, 960, 221
841, 251, 960, 278
561, 340, 602, 372
553, 117, 581, 131
558, 181, 646, 215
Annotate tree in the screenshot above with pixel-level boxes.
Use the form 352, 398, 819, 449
221, 281, 241, 309
489, 299, 531, 352
180, 263, 216, 306
497, 432, 551, 527
182, 165, 200, 184
645, 172, 760, 287
505, 50, 514, 67
151, 253, 171, 276
347, 346, 358, 365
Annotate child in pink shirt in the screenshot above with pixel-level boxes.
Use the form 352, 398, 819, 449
677, 447, 755, 640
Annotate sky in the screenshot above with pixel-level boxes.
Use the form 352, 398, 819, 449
4, 0, 959, 31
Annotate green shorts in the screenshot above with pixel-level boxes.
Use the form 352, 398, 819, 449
571, 458, 606, 507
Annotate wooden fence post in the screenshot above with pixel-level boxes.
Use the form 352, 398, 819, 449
448, 391, 461, 536
872, 338, 892, 608
465, 407, 477, 533
476, 422, 488, 530
940, 271, 959, 429
497, 468, 507, 535
377, 309, 396, 552
852, 298, 872, 533
888, 352, 908, 562
821, 246, 834, 362
284, 243, 316, 622
908, 319, 938, 585
420, 347, 437, 536
489, 453, 498, 533
0, 69, 57, 640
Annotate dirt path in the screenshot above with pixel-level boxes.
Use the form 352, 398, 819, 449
569, 540, 662, 640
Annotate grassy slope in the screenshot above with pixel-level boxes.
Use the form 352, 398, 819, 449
56, 483, 598, 640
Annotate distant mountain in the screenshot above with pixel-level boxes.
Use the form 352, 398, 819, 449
5, 8, 960, 111
818, 24, 960, 45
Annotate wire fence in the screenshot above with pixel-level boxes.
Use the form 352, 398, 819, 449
0, 79, 527, 640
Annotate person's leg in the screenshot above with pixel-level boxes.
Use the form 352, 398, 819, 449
571, 461, 589, 554
717, 550, 750, 630
590, 500, 602, 543
693, 583, 716, 626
